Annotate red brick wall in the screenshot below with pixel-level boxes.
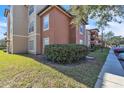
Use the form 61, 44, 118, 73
40, 7, 73, 52
40, 6, 86, 53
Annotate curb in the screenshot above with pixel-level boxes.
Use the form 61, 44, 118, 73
94, 49, 124, 88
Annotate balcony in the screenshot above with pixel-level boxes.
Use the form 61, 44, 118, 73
90, 40, 96, 44
91, 36, 95, 40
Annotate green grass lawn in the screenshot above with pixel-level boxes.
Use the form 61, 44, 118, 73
0, 48, 109, 88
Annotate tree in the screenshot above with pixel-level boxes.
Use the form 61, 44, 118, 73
70, 5, 124, 50
120, 37, 124, 44
110, 36, 122, 46
101, 31, 114, 47
70, 5, 124, 29
103, 35, 123, 46
103, 31, 114, 41
0, 39, 6, 48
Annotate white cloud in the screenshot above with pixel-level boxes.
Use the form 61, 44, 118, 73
104, 22, 124, 36
0, 28, 6, 39
86, 19, 124, 37
0, 22, 7, 28
86, 24, 96, 29
0, 21, 7, 39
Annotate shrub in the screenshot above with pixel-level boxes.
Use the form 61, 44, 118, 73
90, 45, 101, 52
94, 45, 101, 50
0, 47, 5, 50
44, 44, 88, 64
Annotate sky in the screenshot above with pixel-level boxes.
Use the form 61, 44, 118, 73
86, 19, 124, 36
0, 5, 9, 40
0, 5, 124, 40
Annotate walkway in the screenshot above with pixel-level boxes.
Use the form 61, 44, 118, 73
95, 49, 124, 88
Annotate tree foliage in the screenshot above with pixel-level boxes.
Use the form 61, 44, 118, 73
103, 32, 123, 46
70, 5, 124, 29
109, 36, 122, 45
0, 39, 6, 47
103, 31, 114, 41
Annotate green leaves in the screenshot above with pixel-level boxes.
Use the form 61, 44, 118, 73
102, 31, 123, 46
70, 5, 124, 29
44, 44, 88, 64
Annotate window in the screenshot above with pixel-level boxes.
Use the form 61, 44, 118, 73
43, 15, 49, 31
29, 40, 34, 50
29, 21, 34, 33
80, 24, 84, 34
80, 39, 83, 44
43, 37, 49, 46
29, 5, 34, 15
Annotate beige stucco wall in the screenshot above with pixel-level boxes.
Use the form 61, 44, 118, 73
9, 6, 14, 53
28, 5, 36, 54
13, 6, 28, 36
36, 15, 41, 54
7, 5, 43, 54
28, 35, 35, 54
28, 5, 45, 54
83, 25, 87, 46
87, 31, 91, 47
13, 36, 28, 53
6, 13, 10, 53
86, 30, 91, 47
12, 5, 28, 53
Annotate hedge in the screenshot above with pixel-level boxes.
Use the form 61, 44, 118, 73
0, 47, 5, 50
44, 44, 88, 64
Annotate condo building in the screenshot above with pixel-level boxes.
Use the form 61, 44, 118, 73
86, 29, 100, 47
4, 5, 87, 54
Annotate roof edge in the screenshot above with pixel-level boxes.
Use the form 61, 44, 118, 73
37, 5, 72, 18
86, 28, 99, 32
37, 5, 87, 24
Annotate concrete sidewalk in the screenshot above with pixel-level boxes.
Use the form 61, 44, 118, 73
95, 49, 124, 88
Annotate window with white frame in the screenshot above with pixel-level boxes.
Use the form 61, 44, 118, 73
43, 37, 49, 46
29, 40, 34, 50
29, 5, 34, 15
80, 39, 83, 44
29, 21, 34, 33
80, 24, 84, 34
43, 15, 49, 31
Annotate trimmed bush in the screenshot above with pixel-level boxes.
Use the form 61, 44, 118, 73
44, 44, 88, 64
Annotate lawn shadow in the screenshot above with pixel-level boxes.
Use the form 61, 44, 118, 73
19, 54, 99, 88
